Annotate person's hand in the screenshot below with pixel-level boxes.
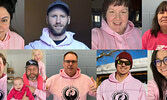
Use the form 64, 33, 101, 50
90, 76, 97, 93
22, 91, 29, 100
46, 84, 49, 91
27, 85, 36, 93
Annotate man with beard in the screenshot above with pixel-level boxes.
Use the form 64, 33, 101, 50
97, 52, 146, 100
21, 60, 46, 100
25, 1, 89, 49
46, 51, 96, 100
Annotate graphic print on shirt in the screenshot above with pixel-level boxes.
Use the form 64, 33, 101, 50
156, 45, 167, 50
62, 86, 79, 100
0, 90, 4, 100
112, 90, 129, 100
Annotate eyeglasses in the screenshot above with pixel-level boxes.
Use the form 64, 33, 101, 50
117, 60, 131, 66
153, 57, 167, 67
64, 60, 77, 64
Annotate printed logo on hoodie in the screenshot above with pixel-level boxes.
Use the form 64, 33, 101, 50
112, 90, 129, 100
0, 90, 4, 100
62, 86, 79, 100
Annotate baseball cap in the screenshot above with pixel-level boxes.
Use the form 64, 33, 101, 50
26, 60, 38, 68
47, 0, 70, 15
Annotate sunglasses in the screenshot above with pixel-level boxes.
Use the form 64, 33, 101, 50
153, 56, 167, 67
117, 60, 131, 66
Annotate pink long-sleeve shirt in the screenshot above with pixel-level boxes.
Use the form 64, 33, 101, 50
0, 30, 24, 49
38, 61, 46, 80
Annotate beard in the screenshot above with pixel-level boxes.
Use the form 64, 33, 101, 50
48, 22, 68, 36
26, 73, 38, 81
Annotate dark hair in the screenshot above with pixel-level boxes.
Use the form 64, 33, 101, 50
0, 0, 17, 20
47, 4, 69, 16
151, 1, 167, 37
102, 0, 130, 19
0, 52, 6, 66
150, 50, 167, 100
63, 51, 78, 60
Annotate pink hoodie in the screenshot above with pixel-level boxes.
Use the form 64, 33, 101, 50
0, 30, 24, 49
92, 19, 142, 49
38, 61, 46, 80
97, 72, 146, 100
142, 29, 167, 50
147, 80, 159, 100
0, 74, 7, 100
46, 68, 96, 100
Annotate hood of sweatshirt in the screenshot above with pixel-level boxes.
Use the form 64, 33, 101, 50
100, 19, 135, 48
59, 68, 81, 79
101, 19, 135, 37
109, 72, 132, 83
40, 28, 75, 47
0, 73, 6, 81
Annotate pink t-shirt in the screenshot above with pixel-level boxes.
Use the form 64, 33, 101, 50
0, 30, 24, 49
142, 29, 167, 50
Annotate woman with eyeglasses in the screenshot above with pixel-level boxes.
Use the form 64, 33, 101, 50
0, 0, 24, 49
148, 50, 167, 100
91, 0, 142, 49
97, 52, 146, 100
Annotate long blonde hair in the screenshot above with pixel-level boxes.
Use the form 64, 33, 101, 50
32, 49, 43, 60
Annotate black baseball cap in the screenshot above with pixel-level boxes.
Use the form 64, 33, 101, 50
47, 0, 70, 15
26, 60, 38, 68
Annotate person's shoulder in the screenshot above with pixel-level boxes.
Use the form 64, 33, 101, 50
24, 40, 44, 49
10, 31, 24, 41
143, 29, 152, 36
72, 40, 89, 49
47, 74, 60, 81
130, 76, 143, 85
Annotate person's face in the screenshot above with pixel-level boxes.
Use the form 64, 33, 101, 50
0, 7, 10, 41
156, 50, 167, 78
158, 11, 167, 29
63, 53, 78, 77
106, 4, 128, 35
26, 65, 39, 80
116, 59, 131, 76
0, 57, 5, 78
34, 50, 42, 62
14, 79, 24, 91
47, 8, 70, 36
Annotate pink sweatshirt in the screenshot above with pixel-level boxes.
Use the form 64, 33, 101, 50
46, 68, 96, 100
38, 61, 46, 80
142, 29, 167, 50
7, 84, 34, 100
92, 19, 142, 49
0, 30, 24, 49
97, 72, 146, 100
0, 74, 7, 100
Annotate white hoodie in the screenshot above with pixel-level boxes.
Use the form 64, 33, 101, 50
25, 28, 89, 49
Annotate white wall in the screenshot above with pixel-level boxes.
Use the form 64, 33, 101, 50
11, 0, 24, 37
